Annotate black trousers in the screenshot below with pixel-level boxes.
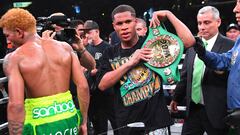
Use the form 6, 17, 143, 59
182, 102, 228, 135
229, 127, 240, 135
236, 128, 240, 135
225, 109, 240, 135
88, 91, 118, 135
70, 81, 118, 135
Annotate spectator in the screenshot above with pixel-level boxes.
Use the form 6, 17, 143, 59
109, 31, 120, 45
136, 18, 148, 37
226, 23, 240, 41
70, 19, 89, 47
70, 19, 85, 37
82, 20, 118, 135
42, 13, 96, 71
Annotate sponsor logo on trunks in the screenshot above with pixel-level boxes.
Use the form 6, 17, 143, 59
34, 113, 79, 135
43, 126, 78, 135
32, 100, 75, 119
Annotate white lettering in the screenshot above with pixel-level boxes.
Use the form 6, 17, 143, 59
33, 108, 40, 118
41, 126, 78, 135
40, 108, 48, 117
73, 127, 78, 135
55, 131, 62, 135
55, 102, 62, 113
48, 106, 57, 116
64, 129, 69, 135
32, 100, 76, 119
68, 102, 74, 112
61, 103, 68, 112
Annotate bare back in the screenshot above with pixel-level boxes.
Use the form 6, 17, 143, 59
11, 38, 73, 98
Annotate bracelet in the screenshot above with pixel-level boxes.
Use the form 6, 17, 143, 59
78, 48, 86, 58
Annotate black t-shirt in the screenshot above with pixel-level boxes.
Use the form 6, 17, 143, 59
86, 41, 110, 68
86, 41, 113, 96
97, 37, 173, 134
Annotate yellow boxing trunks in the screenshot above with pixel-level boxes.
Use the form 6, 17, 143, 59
23, 90, 82, 135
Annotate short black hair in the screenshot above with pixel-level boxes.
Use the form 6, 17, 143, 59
111, 4, 136, 21
70, 19, 84, 29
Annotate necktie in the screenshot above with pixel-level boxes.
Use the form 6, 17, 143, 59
191, 42, 207, 104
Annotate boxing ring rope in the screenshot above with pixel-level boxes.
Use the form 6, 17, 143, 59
0, 97, 8, 105
0, 91, 8, 131
0, 59, 8, 132
0, 59, 4, 64
0, 122, 8, 131
167, 106, 186, 111
0, 77, 8, 84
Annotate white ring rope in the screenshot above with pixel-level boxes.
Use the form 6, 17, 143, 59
0, 59, 3, 64
0, 59, 8, 131
167, 105, 186, 111
0, 77, 8, 83
0, 122, 8, 131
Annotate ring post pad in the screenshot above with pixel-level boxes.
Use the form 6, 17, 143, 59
141, 25, 184, 85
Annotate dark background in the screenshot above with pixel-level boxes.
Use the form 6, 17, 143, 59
0, 0, 237, 40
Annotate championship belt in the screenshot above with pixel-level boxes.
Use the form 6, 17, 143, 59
142, 25, 184, 84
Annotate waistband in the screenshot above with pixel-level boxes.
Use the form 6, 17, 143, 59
24, 90, 77, 125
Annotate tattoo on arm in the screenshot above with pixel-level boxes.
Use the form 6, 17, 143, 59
8, 120, 23, 135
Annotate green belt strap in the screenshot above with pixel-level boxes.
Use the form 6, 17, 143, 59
142, 25, 184, 85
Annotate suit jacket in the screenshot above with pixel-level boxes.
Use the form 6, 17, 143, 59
173, 34, 234, 129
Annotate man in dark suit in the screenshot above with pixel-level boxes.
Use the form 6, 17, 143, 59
170, 6, 234, 135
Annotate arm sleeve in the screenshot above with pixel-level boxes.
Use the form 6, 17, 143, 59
202, 50, 232, 71
194, 36, 236, 71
